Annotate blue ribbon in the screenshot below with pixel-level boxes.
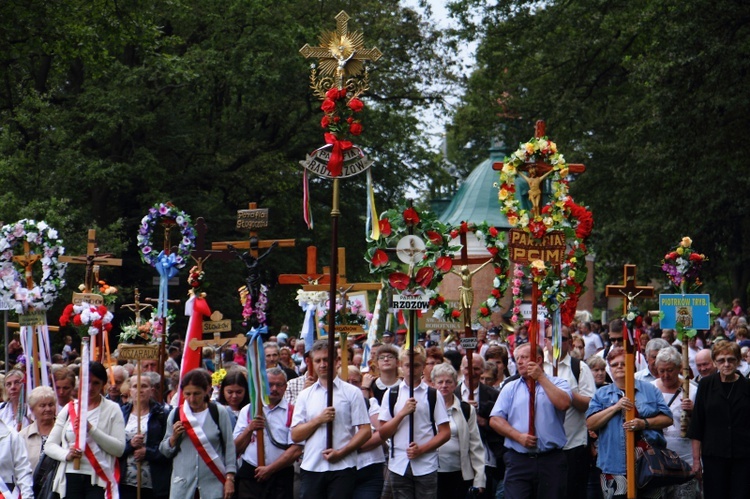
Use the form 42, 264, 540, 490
300, 304, 317, 353
247, 325, 268, 345
155, 251, 179, 319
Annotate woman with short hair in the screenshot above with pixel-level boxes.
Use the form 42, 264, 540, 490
119, 374, 171, 499
688, 341, 750, 498
0, 369, 32, 430
45, 361, 126, 499
432, 362, 485, 498
20, 385, 57, 470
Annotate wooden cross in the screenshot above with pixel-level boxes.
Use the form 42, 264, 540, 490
59, 229, 123, 292
492, 121, 586, 217
190, 217, 236, 272
449, 229, 496, 401
13, 241, 41, 290
211, 203, 295, 258
605, 264, 654, 499
187, 311, 247, 367
299, 11, 383, 83
278, 246, 337, 286
120, 289, 153, 326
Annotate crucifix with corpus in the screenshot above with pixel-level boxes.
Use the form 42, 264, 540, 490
498, 120, 586, 437
605, 264, 654, 499
299, 10, 383, 448
59, 228, 123, 364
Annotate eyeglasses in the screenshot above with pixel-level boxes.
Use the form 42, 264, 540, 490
378, 354, 396, 360
715, 357, 737, 364
610, 362, 626, 368
610, 337, 624, 343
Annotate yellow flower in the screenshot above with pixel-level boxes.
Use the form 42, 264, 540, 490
559, 167, 569, 177
499, 188, 509, 200
507, 215, 518, 226
525, 142, 535, 155
680, 236, 692, 248
538, 139, 548, 150
676, 247, 684, 255
570, 257, 577, 264
543, 216, 553, 227
550, 142, 558, 153
502, 163, 516, 175
568, 270, 576, 278
531, 260, 546, 272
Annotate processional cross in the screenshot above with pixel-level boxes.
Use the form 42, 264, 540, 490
59, 229, 123, 363
120, 289, 153, 327
299, 10, 383, 448
605, 264, 654, 499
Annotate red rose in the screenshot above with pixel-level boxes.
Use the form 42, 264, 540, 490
415, 267, 434, 288
426, 231, 443, 246
541, 205, 551, 214
487, 246, 499, 256
347, 117, 353, 124
689, 253, 703, 261
494, 266, 503, 275
379, 218, 392, 237
349, 122, 363, 136
489, 226, 498, 237
371, 249, 389, 268
73, 315, 82, 326
480, 306, 490, 316
529, 220, 547, 239
403, 207, 420, 225
333, 116, 340, 123
437, 295, 445, 303
321, 115, 330, 128
348, 98, 364, 112
321, 99, 336, 113
460, 221, 469, 233
436, 256, 453, 273
492, 289, 501, 298
325, 88, 340, 100
389, 272, 411, 291
451, 309, 461, 319
429, 299, 436, 307
667, 252, 678, 260
450, 229, 459, 239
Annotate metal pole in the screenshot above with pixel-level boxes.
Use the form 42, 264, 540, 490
326, 178, 341, 448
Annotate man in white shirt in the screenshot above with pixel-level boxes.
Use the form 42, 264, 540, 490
544, 327, 596, 499
635, 338, 671, 382
234, 367, 303, 498
291, 340, 371, 499
580, 322, 603, 360
379, 347, 450, 499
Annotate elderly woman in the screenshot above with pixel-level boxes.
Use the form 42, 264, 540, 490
586, 347, 673, 499
0, 369, 32, 430
586, 356, 609, 388
45, 361, 126, 499
432, 362, 485, 498
160, 368, 237, 499
120, 373, 171, 499
687, 341, 750, 498
20, 386, 57, 470
651, 347, 698, 498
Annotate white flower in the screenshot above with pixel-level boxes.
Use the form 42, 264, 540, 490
487, 297, 497, 308
433, 308, 445, 320
37, 221, 48, 231
493, 277, 501, 287
47, 229, 58, 239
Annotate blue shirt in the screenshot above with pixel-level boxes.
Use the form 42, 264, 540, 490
586, 380, 673, 474
490, 375, 571, 453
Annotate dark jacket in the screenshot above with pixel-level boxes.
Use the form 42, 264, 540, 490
121, 399, 172, 497
455, 381, 504, 462
687, 372, 750, 459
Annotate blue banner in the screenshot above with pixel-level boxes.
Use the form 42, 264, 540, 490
659, 294, 711, 330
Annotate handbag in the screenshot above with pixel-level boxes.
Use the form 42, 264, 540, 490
635, 437, 694, 490
33, 453, 61, 499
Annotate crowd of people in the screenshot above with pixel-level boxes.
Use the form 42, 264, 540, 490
0, 306, 748, 499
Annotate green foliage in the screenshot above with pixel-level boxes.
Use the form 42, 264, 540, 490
0, 0, 452, 337
447, 0, 750, 307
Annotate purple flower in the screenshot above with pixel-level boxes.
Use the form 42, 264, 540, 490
142, 246, 152, 255
159, 205, 169, 215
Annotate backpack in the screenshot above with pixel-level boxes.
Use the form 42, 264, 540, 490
571, 356, 581, 383
178, 401, 225, 456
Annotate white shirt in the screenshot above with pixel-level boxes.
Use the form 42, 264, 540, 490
379, 381, 449, 477
291, 377, 369, 472
0, 402, 31, 431
357, 397, 385, 470
635, 367, 657, 382
651, 380, 697, 465
583, 332, 603, 360
544, 355, 596, 449
459, 382, 496, 467
0, 420, 33, 498
234, 399, 294, 467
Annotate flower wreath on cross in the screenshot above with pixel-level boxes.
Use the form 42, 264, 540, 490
662, 236, 707, 294
365, 206, 455, 294
137, 202, 196, 269
59, 303, 114, 337
428, 221, 511, 322
511, 197, 593, 327
497, 136, 569, 238
0, 219, 67, 314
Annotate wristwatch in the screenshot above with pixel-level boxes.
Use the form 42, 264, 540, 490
643, 418, 650, 430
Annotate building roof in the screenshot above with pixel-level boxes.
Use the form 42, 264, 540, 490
439, 143, 510, 228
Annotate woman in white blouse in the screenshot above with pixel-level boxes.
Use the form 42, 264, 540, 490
432, 363, 486, 498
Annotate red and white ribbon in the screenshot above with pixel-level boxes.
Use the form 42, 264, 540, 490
69, 401, 120, 499
179, 401, 226, 484
0, 478, 19, 499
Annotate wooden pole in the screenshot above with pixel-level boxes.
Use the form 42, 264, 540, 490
528, 281, 538, 436
326, 178, 340, 448
256, 393, 266, 467
680, 338, 690, 437
624, 301, 636, 499
136, 361, 142, 499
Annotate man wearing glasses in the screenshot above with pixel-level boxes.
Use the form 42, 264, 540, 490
544, 325, 596, 499
362, 345, 401, 404
594, 319, 648, 375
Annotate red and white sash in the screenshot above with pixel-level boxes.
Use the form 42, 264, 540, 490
68, 401, 120, 499
179, 401, 226, 484
0, 478, 19, 499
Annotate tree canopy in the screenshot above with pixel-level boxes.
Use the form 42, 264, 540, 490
0, 0, 454, 337
446, 0, 750, 306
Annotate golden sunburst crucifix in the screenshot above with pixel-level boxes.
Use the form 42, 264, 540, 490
300, 11, 383, 94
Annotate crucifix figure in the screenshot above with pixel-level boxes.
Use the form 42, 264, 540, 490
492, 120, 586, 217
59, 229, 123, 293
605, 264, 654, 499
120, 289, 153, 327
278, 246, 338, 287
190, 217, 237, 273
229, 241, 277, 306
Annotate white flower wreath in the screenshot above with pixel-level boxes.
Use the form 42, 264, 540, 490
0, 219, 67, 313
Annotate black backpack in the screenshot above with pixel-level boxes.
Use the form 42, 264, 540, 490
387, 385, 470, 436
